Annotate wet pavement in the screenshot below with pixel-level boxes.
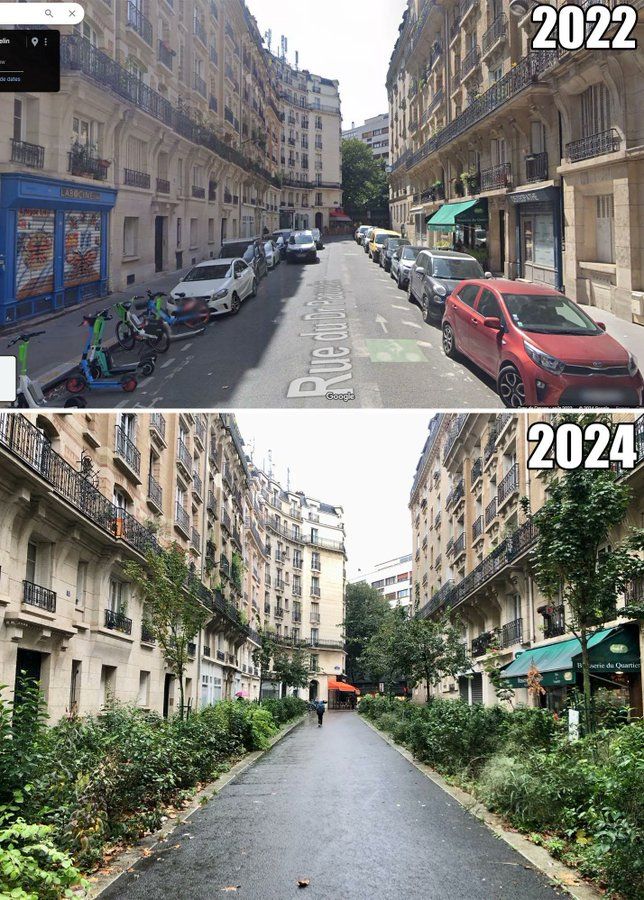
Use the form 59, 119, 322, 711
101, 711, 561, 900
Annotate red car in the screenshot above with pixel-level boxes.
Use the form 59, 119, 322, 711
441, 280, 643, 408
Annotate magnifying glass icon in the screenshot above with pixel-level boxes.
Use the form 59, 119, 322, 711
45, 8, 53, 16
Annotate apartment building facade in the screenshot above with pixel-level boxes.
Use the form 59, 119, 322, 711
0, 411, 346, 721
351, 554, 413, 613
343, 113, 391, 165
270, 54, 344, 232
387, 0, 644, 323
410, 412, 644, 713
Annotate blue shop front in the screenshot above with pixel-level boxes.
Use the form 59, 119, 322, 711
0, 173, 117, 326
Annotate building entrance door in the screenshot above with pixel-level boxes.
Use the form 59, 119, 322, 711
154, 216, 166, 273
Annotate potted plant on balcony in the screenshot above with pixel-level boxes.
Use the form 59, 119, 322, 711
453, 175, 465, 197
465, 170, 480, 195
431, 180, 444, 201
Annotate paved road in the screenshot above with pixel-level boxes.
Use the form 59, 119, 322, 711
45, 238, 502, 409
101, 712, 560, 900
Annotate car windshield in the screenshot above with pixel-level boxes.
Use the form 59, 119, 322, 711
375, 234, 392, 245
183, 265, 230, 282
401, 247, 421, 261
291, 234, 313, 245
502, 293, 602, 336
312, 229, 320, 238
220, 244, 248, 258
432, 258, 484, 279
242, 247, 255, 263
264, 243, 273, 252
386, 239, 404, 250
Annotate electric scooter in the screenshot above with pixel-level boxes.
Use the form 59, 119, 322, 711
85, 308, 156, 380
8, 331, 86, 409
66, 311, 139, 396
146, 290, 209, 332
115, 299, 171, 353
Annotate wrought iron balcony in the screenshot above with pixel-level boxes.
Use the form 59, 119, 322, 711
156, 177, 170, 194
454, 532, 466, 558
126, 1, 152, 45
310, 585, 321, 597
68, 149, 109, 181
275, 579, 285, 592
482, 14, 507, 55
459, 46, 480, 80
525, 151, 548, 183
543, 605, 565, 639
158, 40, 174, 70
220, 554, 230, 577
275, 606, 284, 619
207, 491, 217, 517
177, 439, 191, 473
485, 497, 497, 527
472, 630, 496, 657
191, 527, 201, 550
147, 473, 162, 508
194, 74, 207, 98
23, 580, 56, 613
566, 128, 620, 162
192, 184, 206, 198
172, 505, 188, 538
217, 649, 225, 661
293, 585, 302, 597
115, 424, 141, 475
194, 18, 206, 45
124, 168, 151, 189
150, 413, 166, 442
141, 622, 155, 643
310, 613, 320, 624
472, 515, 483, 542
192, 472, 203, 497
497, 463, 519, 506
11, 138, 45, 168
500, 617, 523, 648
105, 608, 133, 635
481, 162, 511, 191
471, 457, 483, 483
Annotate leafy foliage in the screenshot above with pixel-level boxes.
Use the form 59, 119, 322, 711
341, 139, 389, 223
0, 815, 87, 900
344, 581, 392, 685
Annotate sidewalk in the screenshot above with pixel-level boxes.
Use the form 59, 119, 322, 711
1, 267, 193, 388
579, 303, 644, 360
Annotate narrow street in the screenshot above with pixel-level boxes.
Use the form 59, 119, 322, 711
101, 712, 560, 900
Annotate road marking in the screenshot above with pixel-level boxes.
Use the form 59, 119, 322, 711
391, 305, 408, 311
402, 320, 422, 330
365, 339, 428, 363
375, 315, 388, 334
161, 358, 174, 369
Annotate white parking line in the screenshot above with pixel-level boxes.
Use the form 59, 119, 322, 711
402, 320, 422, 330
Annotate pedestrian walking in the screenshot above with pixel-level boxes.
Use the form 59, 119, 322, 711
316, 699, 326, 727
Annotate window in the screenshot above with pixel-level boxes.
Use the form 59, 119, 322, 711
208, 218, 215, 243
76, 561, 88, 609
476, 290, 502, 319
69, 660, 81, 714
25, 541, 37, 584
13, 98, 23, 142
310, 628, 319, 645
595, 194, 615, 264
531, 121, 546, 154
138, 671, 150, 707
177, 217, 182, 247
123, 217, 139, 257
309, 654, 319, 672
108, 578, 125, 613
581, 83, 611, 137
126, 136, 147, 173
189, 218, 198, 248
100, 665, 117, 707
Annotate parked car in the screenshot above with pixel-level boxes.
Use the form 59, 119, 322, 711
391, 245, 424, 290
380, 237, 410, 272
355, 225, 370, 244
272, 230, 292, 260
311, 227, 325, 250
171, 258, 256, 316
264, 240, 280, 270
286, 231, 319, 264
441, 279, 643, 408
363, 227, 375, 253
368, 229, 401, 263
408, 250, 487, 324
218, 238, 268, 280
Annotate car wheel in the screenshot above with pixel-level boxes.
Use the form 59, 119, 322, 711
397, 272, 404, 290
498, 366, 527, 409
442, 321, 459, 360
249, 279, 257, 298
230, 293, 241, 315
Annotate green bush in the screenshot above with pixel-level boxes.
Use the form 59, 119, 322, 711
502, 706, 560, 754
0, 814, 86, 900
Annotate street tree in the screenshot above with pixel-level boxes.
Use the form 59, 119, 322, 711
360, 606, 408, 697
394, 614, 470, 704
273, 646, 311, 696
252, 628, 277, 700
526, 417, 644, 732
124, 545, 210, 720
344, 581, 392, 685
341, 139, 389, 224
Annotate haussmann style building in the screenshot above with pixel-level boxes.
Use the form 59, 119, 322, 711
387, 0, 644, 323
0, 411, 346, 721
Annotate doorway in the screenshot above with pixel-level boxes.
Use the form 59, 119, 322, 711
308, 679, 319, 701
163, 673, 174, 718
315, 212, 323, 231
498, 210, 506, 275
154, 216, 166, 273
14, 648, 43, 706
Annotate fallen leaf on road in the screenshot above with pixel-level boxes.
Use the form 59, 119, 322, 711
297, 879, 310, 888
221, 886, 241, 892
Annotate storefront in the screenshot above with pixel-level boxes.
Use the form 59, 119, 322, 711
426, 198, 489, 261
500, 625, 641, 715
509, 185, 563, 291
0, 173, 117, 325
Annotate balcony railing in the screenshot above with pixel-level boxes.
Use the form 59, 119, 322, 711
543, 605, 566, 639
156, 177, 170, 194
525, 151, 548, 183
460, 46, 480, 80
105, 608, 133, 635
471, 457, 483, 483
124, 168, 151, 189
275, 606, 284, 619
500, 617, 523, 648
141, 622, 155, 643
192, 472, 203, 497
126, 1, 153, 45
220, 554, 230, 577
191, 527, 201, 550
207, 491, 217, 517
472, 630, 496, 657
192, 184, 206, 198
175, 502, 190, 535
68, 150, 109, 181
472, 515, 483, 542
193, 73, 207, 98
158, 40, 174, 70
177, 439, 191, 472
454, 532, 466, 557
148, 473, 162, 508
482, 14, 507, 54
310, 613, 320, 624
150, 413, 166, 442
566, 128, 620, 162
481, 162, 511, 191
485, 497, 497, 526
115, 424, 141, 475
310, 585, 321, 597
23, 580, 56, 613
11, 138, 45, 168
497, 463, 519, 506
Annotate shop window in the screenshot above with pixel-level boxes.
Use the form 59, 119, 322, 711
595, 195, 615, 264
123, 217, 139, 258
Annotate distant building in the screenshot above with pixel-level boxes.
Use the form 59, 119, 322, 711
343, 113, 390, 165
352, 553, 413, 613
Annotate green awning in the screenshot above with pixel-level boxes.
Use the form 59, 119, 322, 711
426, 199, 489, 231
500, 627, 640, 688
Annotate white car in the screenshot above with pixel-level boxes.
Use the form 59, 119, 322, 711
170, 258, 256, 316
264, 240, 280, 270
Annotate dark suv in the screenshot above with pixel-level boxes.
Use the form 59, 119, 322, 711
218, 238, 268, 280
408, 250, 488, 324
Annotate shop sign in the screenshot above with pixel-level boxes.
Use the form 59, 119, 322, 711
508, 186, 557, 205
60, 187, 102, 201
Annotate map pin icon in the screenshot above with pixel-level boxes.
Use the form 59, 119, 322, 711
31, 37, 39, 47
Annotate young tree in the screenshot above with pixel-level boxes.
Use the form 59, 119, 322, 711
344, 581, 392, 685
252, 628, 277, 701
360, 606, 407, 696
273, 646, 311, 696
527, 425, 644, 732
124, 545, 210, 720
341, 139, 389, 224
395, 614, 470, 704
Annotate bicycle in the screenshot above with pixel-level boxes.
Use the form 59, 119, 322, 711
115, 299, 171, 354
146, 291, 209, 331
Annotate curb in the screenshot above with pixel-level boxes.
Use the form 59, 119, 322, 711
88, 715, 305, 899
359, 716, 602, 900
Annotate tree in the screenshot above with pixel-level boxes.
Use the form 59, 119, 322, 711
252, 627, 276, 701
341, 139, 389, 224
124, 545, 210, 720
273, 646, 310, 696
344, 581, 392, 685
360, 606, 408, 696
526, 418, 644, 733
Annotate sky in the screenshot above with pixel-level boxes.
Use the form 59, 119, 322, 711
235, 410, 431, 581
246, 0, 408, 128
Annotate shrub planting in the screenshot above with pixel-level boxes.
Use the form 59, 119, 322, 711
359, 695, 643, 898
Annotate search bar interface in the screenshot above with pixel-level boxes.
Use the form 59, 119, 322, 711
0, 3, 84, 24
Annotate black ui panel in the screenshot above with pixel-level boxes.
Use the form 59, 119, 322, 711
0, 30, 60, 92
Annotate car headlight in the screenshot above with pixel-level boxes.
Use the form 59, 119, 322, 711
213, 289, 228, 301
524, 341, 565, 376
628, 353, 639, 377
433, 283, 447, 298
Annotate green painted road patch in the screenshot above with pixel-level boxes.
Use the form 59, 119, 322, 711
365, 340, 429, 363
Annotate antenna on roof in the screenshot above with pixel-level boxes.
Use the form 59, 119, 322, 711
268, 449, 273, 478
295, 50, 299, 70
265, 29, 272, 52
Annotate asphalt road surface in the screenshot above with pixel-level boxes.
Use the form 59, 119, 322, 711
54, 238, 502, 409
101, 712, 560, 900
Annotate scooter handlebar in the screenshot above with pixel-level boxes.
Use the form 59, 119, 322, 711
8, 330, 46, 346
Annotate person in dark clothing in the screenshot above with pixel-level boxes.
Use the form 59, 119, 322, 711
316, 699, 326, 727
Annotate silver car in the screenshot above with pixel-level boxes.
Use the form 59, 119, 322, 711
391, 245, 424, 291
